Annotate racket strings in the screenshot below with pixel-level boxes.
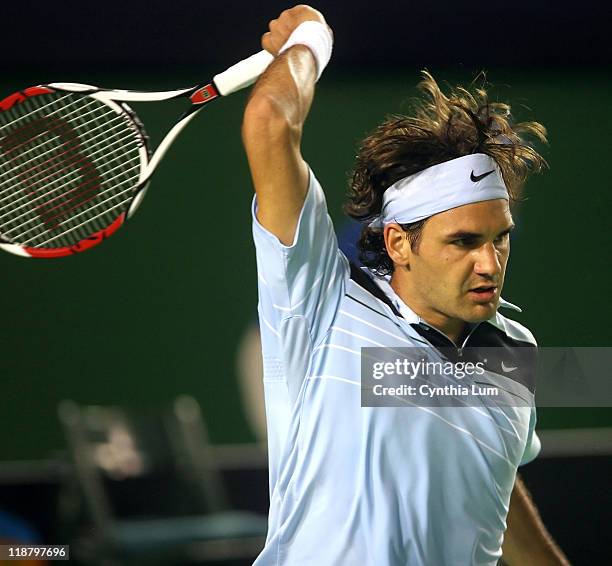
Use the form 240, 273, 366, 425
33, 196, 134, 248
0, 130, 139, 235
0, 101, 123, 178
0, 93, 77, 132
0, 118, 138, 198
0, 91, 144, 248
2, 164, 138, 236
2, 160, 139, 236
0, 100, 131, 189
0, 130, 137, 214
15, 165, 140, 242
26, 179, 138, 247
0, 95, 95, 162
0, 135, 139, 216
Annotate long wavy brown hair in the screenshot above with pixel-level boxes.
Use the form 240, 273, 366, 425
344, 71, 548, 275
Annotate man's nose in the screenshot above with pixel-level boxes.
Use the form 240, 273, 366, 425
474, 242, 502, 277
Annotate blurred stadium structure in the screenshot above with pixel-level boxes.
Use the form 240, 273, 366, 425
0, 1, 610, 564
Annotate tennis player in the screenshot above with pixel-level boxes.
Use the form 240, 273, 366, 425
242, 5, 570, 565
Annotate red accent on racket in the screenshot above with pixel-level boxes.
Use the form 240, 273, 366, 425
23, 213, 125, 258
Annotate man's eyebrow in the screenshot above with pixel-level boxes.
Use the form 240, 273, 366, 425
445, 224, 515, 240
445, 230, 481, 240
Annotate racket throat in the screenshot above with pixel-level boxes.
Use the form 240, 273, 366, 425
127, 179, 151, 219
128, 107, 204, 219
189, 83, 219, 105
139, 108, 203, 187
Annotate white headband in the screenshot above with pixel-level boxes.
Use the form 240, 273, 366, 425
368, 153, 509, 228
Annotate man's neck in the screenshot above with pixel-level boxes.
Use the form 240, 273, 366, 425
390, 275, 466, 345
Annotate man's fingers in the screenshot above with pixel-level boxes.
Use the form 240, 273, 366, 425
261, 32, 276, 55
262, 5, 330, 56
263, 16, 293, 55
262, 32, 284, 56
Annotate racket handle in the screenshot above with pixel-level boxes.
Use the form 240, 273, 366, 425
213, 50, 274, 96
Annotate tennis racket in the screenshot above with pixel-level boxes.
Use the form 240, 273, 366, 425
0, 50, 273, 258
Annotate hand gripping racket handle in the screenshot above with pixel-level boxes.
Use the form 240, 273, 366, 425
213, 50, 275, 96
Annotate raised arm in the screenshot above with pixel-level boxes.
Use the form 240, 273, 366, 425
242, 6, 330, 245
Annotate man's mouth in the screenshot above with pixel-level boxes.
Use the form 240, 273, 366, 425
468, 286, 498, 301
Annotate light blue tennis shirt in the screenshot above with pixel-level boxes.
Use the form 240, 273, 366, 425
251, 169, 540, 566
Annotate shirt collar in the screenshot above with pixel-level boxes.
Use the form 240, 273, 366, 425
367, 270, 422, 324
498, 297, 522, 312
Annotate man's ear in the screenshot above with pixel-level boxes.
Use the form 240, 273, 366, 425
384, 223, 412, 269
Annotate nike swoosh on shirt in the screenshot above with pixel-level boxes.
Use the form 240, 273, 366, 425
470, 169, 495, 182
501, 361, 518, 372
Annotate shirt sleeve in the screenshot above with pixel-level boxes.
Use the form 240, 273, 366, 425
519, 407, 541, 466
252, 168, 349, 401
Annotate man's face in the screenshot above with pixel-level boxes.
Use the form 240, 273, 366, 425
399, 199, 514, 330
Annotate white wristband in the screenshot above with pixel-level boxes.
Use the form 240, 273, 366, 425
278, 21, 333, 81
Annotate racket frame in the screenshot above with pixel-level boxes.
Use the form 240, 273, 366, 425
0, 50, 273, 258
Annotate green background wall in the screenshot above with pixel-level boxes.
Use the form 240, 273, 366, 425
1, 69, 610, 460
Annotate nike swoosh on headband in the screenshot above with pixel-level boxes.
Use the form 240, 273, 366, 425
368, 154, 509, 228
470, 169, 495, 182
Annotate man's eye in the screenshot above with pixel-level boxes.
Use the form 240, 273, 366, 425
494, 233, 510, 245
453, 238, 476, 247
